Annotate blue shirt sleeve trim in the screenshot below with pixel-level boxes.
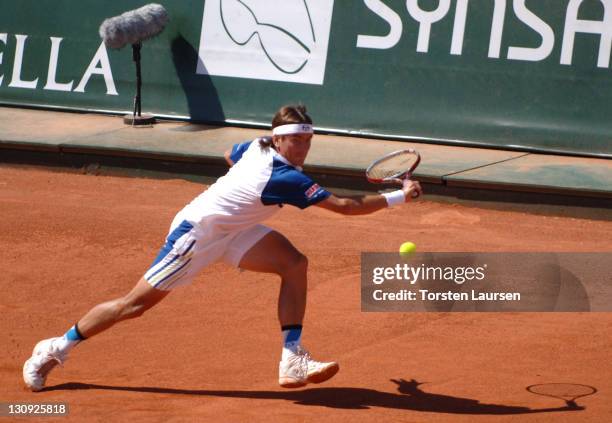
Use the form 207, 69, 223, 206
261, 159, 332, 209
230, 141, 253, 164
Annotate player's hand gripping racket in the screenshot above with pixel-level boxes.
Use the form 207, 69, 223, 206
366, 149, 422, 198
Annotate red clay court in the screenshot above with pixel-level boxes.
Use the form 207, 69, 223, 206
1, 165, 611, 422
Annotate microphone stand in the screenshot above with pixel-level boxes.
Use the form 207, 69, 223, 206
124, 42, 156, 126
134, 42, 142, 119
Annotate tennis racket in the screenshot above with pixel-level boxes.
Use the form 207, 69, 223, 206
366, 149, 421, 184
366, 149, 421, 197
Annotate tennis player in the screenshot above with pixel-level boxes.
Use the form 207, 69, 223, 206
23, 105, 422, 391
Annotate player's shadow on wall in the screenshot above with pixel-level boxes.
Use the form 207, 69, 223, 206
171, 35, 225, 127
45, 378, 582, 415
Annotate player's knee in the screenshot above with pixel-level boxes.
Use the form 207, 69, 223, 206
278, 252, 308, 278
116, 297, 149, 320
127, 305, 147, 319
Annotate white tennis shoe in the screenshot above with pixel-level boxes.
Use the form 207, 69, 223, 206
279, 346, 339, 388
23, 337, 68, 392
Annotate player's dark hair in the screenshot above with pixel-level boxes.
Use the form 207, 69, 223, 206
259, 104, 313, 148
272, 104, 312, 128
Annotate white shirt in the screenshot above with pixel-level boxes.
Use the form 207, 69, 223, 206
174, 138, 331, 233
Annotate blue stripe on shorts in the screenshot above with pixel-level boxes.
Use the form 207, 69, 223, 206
149, 220, 194, 269
153, 258, 193, 288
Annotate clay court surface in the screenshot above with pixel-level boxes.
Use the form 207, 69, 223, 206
1, 165, 611, 422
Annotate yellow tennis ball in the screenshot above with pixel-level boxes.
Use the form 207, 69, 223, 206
399, 241, 417, 256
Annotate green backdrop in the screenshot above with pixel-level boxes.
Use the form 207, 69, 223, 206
0, 0, 610, 157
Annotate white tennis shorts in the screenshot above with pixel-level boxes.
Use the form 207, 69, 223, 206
144, 218, 271, 291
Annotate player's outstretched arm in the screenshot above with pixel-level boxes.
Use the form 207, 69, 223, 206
316, 180, 422, 216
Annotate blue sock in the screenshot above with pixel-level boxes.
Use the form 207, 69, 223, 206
55, 324, 85, 355
64, 324, 86, 342
282, 324, 302, 358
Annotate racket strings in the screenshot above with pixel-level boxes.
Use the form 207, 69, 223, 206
367, 154, 418, 180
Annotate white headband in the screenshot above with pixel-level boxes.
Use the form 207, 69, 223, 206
272, 123, 313, 136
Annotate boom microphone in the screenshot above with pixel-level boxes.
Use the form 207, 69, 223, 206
98, 4, 169, 125
99, 3, 169, 49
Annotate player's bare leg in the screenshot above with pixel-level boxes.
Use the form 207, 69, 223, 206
238, 231, 307, 326
77, 277, 169, 338
23, 278, 168, 391
239, 230, 339, 388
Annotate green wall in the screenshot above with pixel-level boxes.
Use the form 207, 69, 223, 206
0, 0, 610, 157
